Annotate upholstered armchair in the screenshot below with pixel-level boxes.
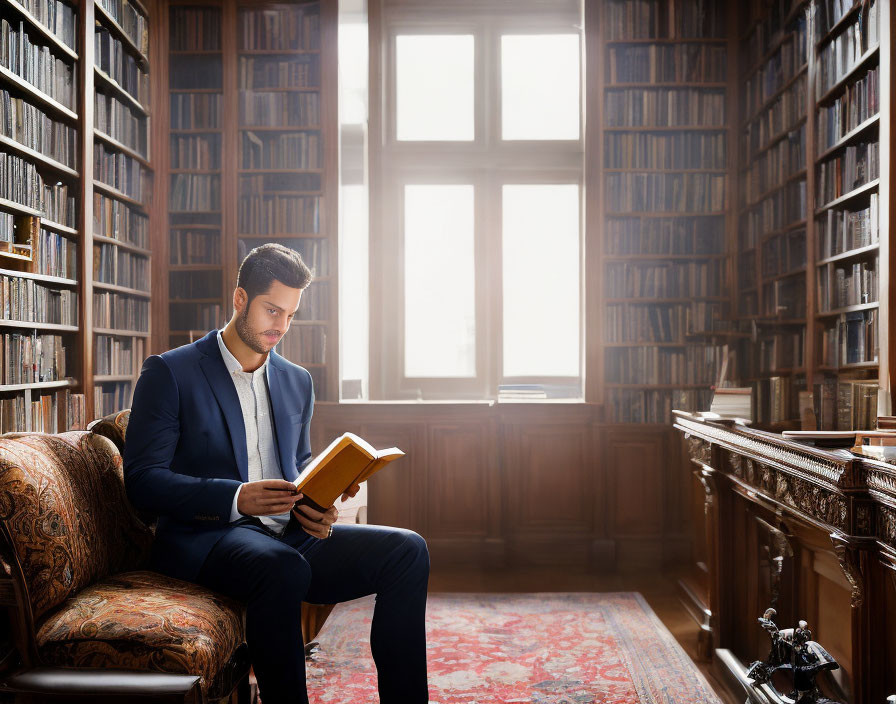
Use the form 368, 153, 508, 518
0, 430, 250, 703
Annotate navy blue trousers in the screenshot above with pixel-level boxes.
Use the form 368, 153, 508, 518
195, 518, 430, 704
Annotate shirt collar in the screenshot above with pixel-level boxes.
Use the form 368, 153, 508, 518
217, 329, 268, 376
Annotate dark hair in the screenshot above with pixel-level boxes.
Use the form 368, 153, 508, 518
237, 243, 312, 303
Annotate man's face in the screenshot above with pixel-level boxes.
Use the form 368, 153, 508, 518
235, 279, 303, 355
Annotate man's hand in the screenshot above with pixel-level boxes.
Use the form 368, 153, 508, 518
340, 483, 361, 503
238, 479, 301, 516
292, 503, 338, 539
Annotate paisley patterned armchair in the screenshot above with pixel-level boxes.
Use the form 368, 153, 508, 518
0, 428, 250, 703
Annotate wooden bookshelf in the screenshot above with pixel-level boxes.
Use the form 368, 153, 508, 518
91, 0, 153, 419
595, 0, 730, 424
154, 0, 337, 400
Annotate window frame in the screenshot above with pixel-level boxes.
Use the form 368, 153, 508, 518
370, 0, 584, 400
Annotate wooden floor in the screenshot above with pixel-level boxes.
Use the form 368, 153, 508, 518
429, 566, 741, 704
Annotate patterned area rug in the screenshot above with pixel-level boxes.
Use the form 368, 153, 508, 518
306, 592, 722, 704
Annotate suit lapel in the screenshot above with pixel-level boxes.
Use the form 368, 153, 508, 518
266, 359, 298, 482
197, 332, 249, 482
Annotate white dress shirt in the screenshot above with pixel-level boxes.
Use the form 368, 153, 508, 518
218, 330, 292, 533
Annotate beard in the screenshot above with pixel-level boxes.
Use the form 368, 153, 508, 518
235, 306, 279, 355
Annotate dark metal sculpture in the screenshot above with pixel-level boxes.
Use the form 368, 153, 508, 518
746, 608, 842, 704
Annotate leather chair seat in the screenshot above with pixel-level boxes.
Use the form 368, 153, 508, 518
35, 571, 246, 699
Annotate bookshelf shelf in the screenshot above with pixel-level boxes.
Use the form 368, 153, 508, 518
92, 281, 151, 297
816, 2, 864, 49
94, 328, 150, 337
607, 82, 728, 89
93, 130, 149, 165
94, 1, 149, 65
0, 379, 77, 393
817, 113, 880, 161
0, 135, 78, 178
0, 268, 77, 287
742, 117, 808, 163
41, 220, 77, 236
94, 374, 137, 383
816, 301, 879, 318
816, 243, 879, 266
0, 66, 78, 121
94, 67, 149, 115
744, 170, 807, 209
816, 45, 880, 106
815, 178, 879, 214
238, 49, 320, 56
0, 198, 42, 218
818, 361, 879, 372
5, 0, 79, 60
0, 320, 78, 332
92, 234, 151, 256
742, 64, 807, 128
92, 181, 148, 211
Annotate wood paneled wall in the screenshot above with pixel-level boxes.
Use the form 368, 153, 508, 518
312, 403, 692, 572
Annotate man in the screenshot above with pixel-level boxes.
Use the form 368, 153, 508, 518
123, 243, 430, 703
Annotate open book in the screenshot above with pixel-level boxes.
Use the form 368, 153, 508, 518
293, 432, 404, 512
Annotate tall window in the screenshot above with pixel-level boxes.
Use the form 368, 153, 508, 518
372, 0, 583, 400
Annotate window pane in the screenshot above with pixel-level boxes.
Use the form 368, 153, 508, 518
503, 184, 579, 377
501, 35, 580, 140
405, 185, 475, 377
396, 35, 474, 141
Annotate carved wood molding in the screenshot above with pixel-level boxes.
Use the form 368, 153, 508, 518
879, 505, 896, 551
675, 418, 847, 488
832, 534, 865, 608
685, 435, 711, 466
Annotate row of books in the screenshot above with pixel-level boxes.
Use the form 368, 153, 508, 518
239, 92, 319, 128
2, 332, 66, 383
605, 345, 722, 385
814, 377, 877, 430
0, 388, 86, 433
605, 44, 726, 84
170, 134, 221, 170
604, 216, 724, 255
604, 260, 723, 298
761, 228, 807, 278
606, 172, 726, 212
818, 260, 878, 311
169, 229, 220, 265
93, 290, 148, 331
18, 0, 77, 52
0, 275, 76, 324
743, 75, 807, 154
95, 89, 148, 157
169, 301, 221, 331
819, 309, 878, 367
239, 172, 318, 195
169, 174, 220, 212
758, 329, 805, 371
169, 7, 221, 52
751, 376, 796, 425
0, 19, 76, 110
94, 144, 148, 202
277, 325, 325, 365
0, 88, 76, 167
95, 26, 149, 108
169, 55, 222, 91
742, 22, 807, 112
603, 0, 725, 40
36, 226, 77, 279
817, 67, 878, 152
170, 93, 220, 130
238, 55, 319, 91
237, 194, 320, 234
816, 1, 879, 96
93, 192, 147, 247
41, 177, 74, 226
606, 387, 712, 424
238, 6, 320, 52
739, 180, 806, 244
603, 131, 726, 170
816, 141, 879, 206
297, 283, 328, 321
741, 127, 805, 205
168, 269, 221, 300
94, 380, 132, 418
95, 333, 144, 375
816, 0, 869, 38
741, 0, 806, 70
816, 195, 878, 259
605, 88, 726, 127
241, 130, 321, 170
604, 301, 723, 343
93, 243, 148, 290
762, 276, 806, 317
97, 0, 148, 57
0, 150, 41, 209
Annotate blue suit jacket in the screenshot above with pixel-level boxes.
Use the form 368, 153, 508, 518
123, 329, 314, 582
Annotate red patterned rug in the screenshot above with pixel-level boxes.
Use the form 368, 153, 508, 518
306, 592, 722, 703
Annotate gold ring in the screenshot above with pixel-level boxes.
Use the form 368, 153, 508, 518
327, 525, 333, 539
